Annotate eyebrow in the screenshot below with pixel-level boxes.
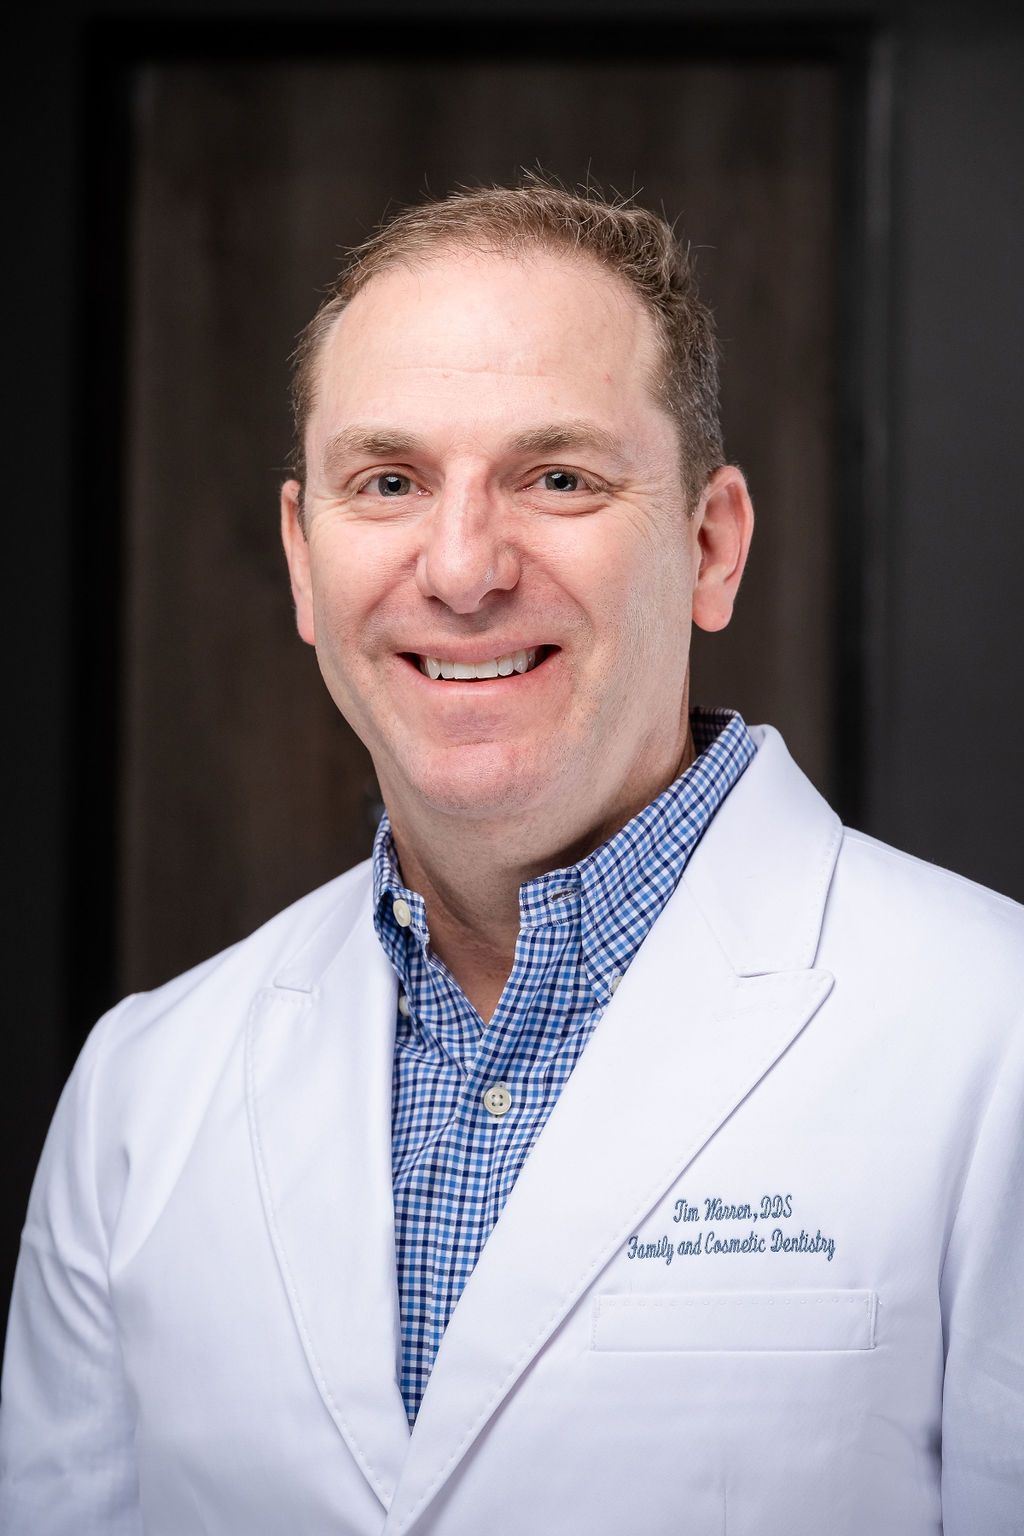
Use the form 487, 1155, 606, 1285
318, 419, 631, 481
320, 427, 425, 481
504, 420, 629, 464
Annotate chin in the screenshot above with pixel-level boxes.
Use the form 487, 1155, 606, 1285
398, 741, 563, 821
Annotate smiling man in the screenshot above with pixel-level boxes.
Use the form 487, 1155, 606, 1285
3, 182, 1023, 1535
280, 241, 751, 1025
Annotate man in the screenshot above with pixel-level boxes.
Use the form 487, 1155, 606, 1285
2, 182, 1022, 1535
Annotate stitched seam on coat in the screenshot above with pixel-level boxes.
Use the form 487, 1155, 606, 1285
599, 1294, 865, 1307
937, 1031, 1023, 1289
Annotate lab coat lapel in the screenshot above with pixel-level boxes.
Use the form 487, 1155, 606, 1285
246, 883, 410, 1510
385, 727, 841, 1535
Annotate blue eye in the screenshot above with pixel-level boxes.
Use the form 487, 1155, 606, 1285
375, 473, 411, 497
544, 470, 579, 492
543, 466, 577, 491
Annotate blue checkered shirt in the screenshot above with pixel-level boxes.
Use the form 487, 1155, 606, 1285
373, 707, 755, 1422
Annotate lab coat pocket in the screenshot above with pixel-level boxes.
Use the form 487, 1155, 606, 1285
591, 1289, 877, 1352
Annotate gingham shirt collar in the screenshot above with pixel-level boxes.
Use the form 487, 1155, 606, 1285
372, 706, 753, 998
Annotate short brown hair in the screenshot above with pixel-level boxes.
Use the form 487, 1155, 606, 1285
290, 176, 724, 509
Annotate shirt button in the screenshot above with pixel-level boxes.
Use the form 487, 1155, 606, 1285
392, 898, 412, 928
609, 971, 622, 995
397, 992, 411, 1017
482, 1082, 512, 1118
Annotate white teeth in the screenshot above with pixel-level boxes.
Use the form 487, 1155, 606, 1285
418, 648, 544, 680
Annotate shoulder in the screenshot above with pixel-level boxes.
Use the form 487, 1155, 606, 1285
26, 861, 377, 1253
76, 859, 375, 1118
742, 723, 1024, 975
110, 857, 372, 1016
832, 826, 1024, 972
727, 723, 1024, 1023
820, 827, 1024, 1093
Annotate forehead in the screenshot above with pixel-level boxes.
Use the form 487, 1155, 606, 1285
308, 249, 672, 454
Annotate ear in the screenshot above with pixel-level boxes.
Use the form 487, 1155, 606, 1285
280, 479, 316, 646
690, 465, 755, 634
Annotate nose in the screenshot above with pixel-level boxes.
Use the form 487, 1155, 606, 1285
415, 483, 521, 614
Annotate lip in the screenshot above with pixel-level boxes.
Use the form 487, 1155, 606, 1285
397, 642, 556, 666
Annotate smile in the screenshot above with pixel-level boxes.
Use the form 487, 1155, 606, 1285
412, 647, 551, 680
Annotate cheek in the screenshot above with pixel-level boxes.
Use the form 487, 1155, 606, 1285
590, 540, 693, 664
308, 536, 396, 648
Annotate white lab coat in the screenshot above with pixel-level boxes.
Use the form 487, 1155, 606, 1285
2, 726, 1022, 1535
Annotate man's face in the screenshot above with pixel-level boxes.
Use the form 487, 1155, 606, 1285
282, 249, 736, 849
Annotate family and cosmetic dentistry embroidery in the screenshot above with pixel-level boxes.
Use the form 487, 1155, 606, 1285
626, 1192, 838, 1266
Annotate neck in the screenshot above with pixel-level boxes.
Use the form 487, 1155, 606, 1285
386, 729, 696, 1022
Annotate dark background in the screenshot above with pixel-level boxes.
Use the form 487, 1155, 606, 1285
3, 0, 1022, 1329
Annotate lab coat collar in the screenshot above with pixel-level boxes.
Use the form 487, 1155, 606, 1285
684, 724, 843, 974
247, 892, 412, 1510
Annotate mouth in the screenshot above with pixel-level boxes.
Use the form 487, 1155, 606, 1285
403, 646, 556, 681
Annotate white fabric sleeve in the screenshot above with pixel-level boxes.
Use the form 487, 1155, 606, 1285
0, 1000, 144, 1535
939, 1016, 1024, 1533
